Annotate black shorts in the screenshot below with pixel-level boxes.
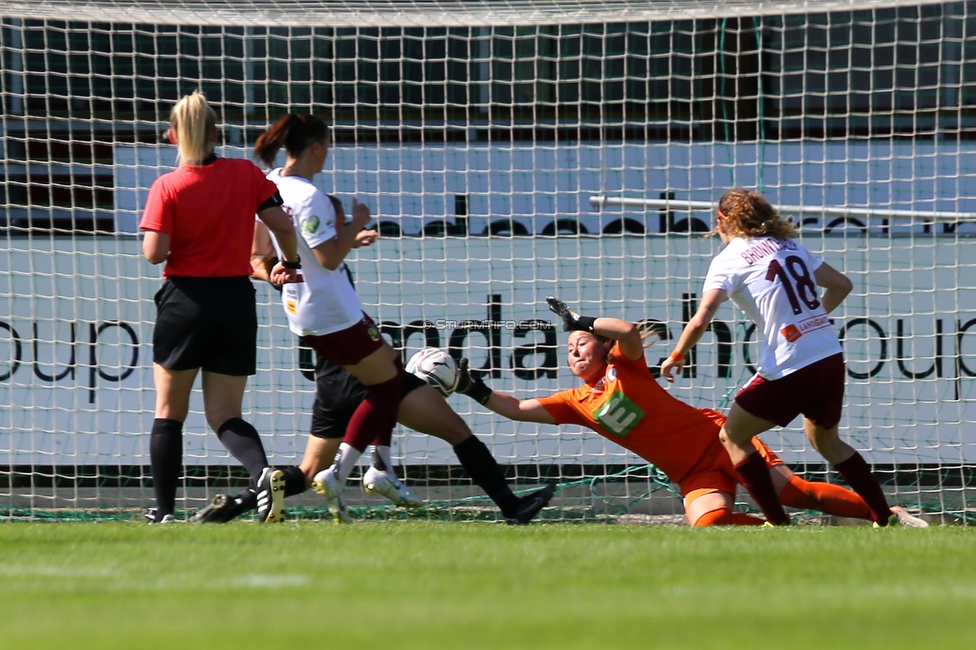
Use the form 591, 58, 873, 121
153, 276, 257, 376
310, 352, 426, 439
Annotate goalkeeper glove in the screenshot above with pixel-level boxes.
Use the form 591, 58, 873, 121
456, 358, 493, 405
546, 296, 597, 333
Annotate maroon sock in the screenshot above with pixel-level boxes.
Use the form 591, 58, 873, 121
734, 451, 791, 525
343, 363, 404, 452
833, 452, 892, 525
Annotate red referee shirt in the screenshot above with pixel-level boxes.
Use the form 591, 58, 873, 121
139, 157, 279, 278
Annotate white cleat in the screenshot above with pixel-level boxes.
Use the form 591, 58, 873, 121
889, 505, 930, 528
312, 469, 353, 524
363, 466, 423, 508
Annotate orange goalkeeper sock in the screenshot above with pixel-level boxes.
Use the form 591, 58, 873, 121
692, 508, 765, 527
778, 475, 872, 520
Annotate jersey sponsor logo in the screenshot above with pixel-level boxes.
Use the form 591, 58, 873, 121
301, 215, 320, 234
593, 390, 644, 437
780, 314, 830, 342
798, 314, 831, 333
780, 324, 801, 342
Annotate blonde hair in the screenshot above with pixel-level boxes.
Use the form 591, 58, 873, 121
715, 188, 797, 240
169, 91, 217, 166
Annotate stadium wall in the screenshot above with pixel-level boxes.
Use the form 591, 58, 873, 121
115, 140, 976, 236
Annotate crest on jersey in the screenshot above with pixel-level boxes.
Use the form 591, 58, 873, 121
594, 390, 644, 437
367, 323, 381, 341
301, 216, 320, 234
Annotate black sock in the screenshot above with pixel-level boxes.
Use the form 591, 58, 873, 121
216, 417, 269, 481
235, 489, 258, 514
281, 465, 307, 497
453, 436, 519, 517
150, 418, 184, 518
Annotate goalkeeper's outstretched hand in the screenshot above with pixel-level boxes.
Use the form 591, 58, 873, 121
546, 296, 596, 333
456, 358, 493, 405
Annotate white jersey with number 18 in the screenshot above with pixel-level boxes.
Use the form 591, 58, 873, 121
702, 236, 842, 380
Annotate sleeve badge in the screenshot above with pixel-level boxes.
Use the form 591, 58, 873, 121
301, 215, 320, 234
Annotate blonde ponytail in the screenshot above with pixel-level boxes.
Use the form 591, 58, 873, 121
169, 91, 217, 166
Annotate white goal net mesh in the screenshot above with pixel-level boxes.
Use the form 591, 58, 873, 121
1, 0, 974, 522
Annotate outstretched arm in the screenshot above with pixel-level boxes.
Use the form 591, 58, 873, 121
659, 288, 727, 383
484, 392, 556, 425
455, 359, 556, 424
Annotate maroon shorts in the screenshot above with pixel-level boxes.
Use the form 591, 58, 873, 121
735, 353, 845, 429
303, 313, 385, 367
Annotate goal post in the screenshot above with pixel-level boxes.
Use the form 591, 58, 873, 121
1, 0, 975, 523
590, 196, 976, 225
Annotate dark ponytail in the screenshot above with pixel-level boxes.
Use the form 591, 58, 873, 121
254, 113, 329, 168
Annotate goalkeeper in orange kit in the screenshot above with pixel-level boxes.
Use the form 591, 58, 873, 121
454, 297, 901, 526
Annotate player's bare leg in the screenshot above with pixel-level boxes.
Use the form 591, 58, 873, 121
685, 491, 764, 526
398, 385, 554, 523
720, 403, 791, 525
300, 436, 341, 485
396, 385, 470, 445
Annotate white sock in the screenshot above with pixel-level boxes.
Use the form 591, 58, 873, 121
332, 442, 363, 485
372, 445, 393, 472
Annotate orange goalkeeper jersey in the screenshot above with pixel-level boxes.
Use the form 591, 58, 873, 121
537, 344, 724, 483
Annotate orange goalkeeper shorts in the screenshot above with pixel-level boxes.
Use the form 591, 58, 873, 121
679, 435, 784, 508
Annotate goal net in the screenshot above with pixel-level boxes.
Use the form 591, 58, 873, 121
1, 0, 974, 523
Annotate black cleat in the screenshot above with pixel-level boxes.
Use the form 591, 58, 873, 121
191, 494, 244, 524
256, 467, 286, 523
144, 507, 175, 524
505, 483, 557, 525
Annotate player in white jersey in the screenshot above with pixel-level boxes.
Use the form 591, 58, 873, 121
252, 113, 407, 522
661, 189, 926, 528
264, 167, 364, 338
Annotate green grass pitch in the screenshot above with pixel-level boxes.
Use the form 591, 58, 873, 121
0, 522, 973, 649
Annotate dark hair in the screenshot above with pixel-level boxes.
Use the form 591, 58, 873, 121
716, 188, 797, 240
254, 113, 330, 168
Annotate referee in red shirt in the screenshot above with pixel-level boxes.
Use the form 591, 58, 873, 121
139, 91, 301, 524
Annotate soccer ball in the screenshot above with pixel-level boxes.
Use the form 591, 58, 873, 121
405, 348, 460, 397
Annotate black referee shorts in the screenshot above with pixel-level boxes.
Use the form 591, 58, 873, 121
309, 352, 426, 439
153, 276, 257, 376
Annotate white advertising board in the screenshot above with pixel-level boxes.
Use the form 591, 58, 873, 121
1, 236, 974, 466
